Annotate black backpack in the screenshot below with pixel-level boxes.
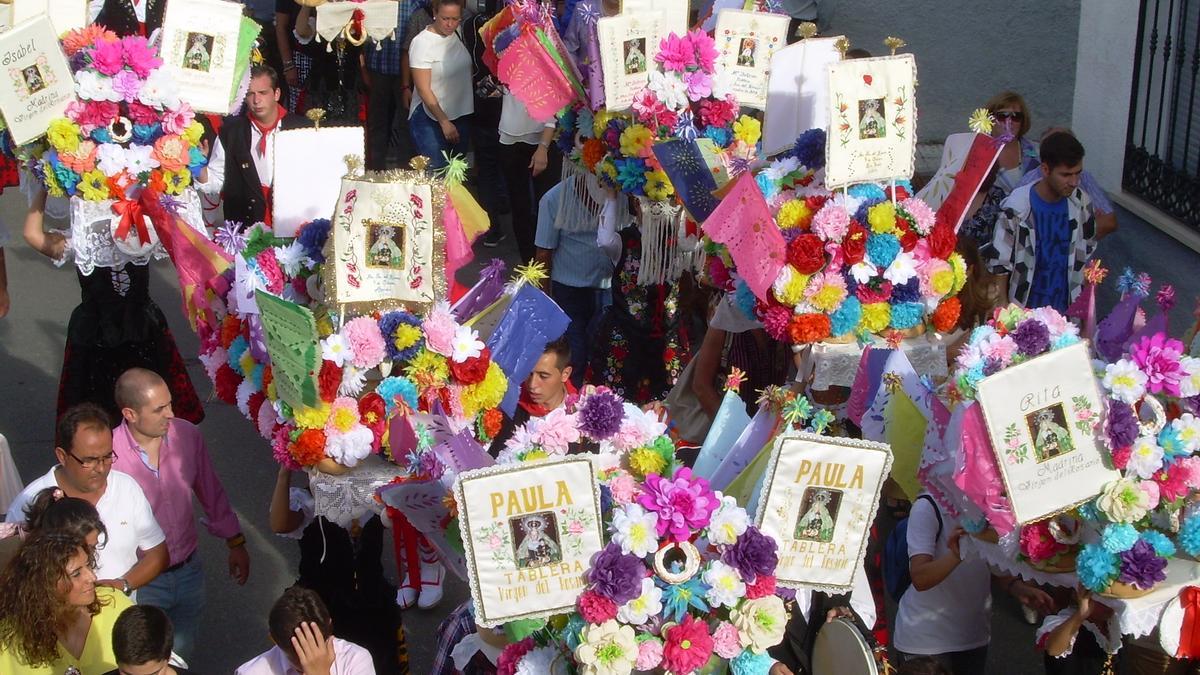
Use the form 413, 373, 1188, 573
882, 494, 942, 602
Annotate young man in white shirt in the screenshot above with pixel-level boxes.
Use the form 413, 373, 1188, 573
236, 586, 375, 675
6, 403, 167, 595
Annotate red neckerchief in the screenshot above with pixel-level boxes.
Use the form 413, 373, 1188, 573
518, 380, 578, 418
249, 106, 287, 158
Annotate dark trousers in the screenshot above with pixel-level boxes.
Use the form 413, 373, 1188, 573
551, 281, 610, 388
472, 102, 509, 221
366, 71, 412, 170
898, 646, 989, 675
409, 105, 470, 171
500, 141, 562, 262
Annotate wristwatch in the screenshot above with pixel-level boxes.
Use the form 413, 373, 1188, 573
119, 577, 131, 595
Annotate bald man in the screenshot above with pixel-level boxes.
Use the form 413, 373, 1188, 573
111, 368, 248, 662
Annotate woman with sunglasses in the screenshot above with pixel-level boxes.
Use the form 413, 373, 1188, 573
0, 528, 134, 673
984, 91, 1040, 195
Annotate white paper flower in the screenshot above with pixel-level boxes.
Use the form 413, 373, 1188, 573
1097, 478, 1152, 523
610, 503, 659, 557
321, 333, 352, 367
648, 70, 688, 111
1128, 436, 1165, 480
575, 620, 638, 675
703, 560, 747, 608
450, 324, 484, 363
883, 251, 918, 285
763, 156, 799, 181
617, 577, 663, 625
137, 69, 180, 109
850, 261, 878, 285
1179, 356, 1200, 398
124, 144, 160, 174
275, 242, 311, 277
1171, 413, 1200, 454
707, 495, 749, 546
338, 364, 368, 397
1103, 359, 1148, 404
515, 646, 559, 675
96, 143, 128, 177
76, 70, 120, 102
324, 425, 373, 467
710, 70, 734, 100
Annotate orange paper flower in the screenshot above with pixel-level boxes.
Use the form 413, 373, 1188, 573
932, 297, 961, 333
788, 313, 831, 344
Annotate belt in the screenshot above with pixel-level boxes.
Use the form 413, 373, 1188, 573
164, 551, 195, 574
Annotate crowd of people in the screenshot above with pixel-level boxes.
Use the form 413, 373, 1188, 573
0, 0, 1149, 674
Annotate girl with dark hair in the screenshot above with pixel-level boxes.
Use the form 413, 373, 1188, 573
0, 530, 133, 673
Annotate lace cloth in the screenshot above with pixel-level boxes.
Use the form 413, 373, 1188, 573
798, 332, 950, 390
961, 535, 1078, 588
308, 455, 406, 529
64, 192, 207, 276
1035, 607, 1122, 657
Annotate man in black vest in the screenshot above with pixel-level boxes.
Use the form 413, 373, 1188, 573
195, 65, 306, 226
91, 0, 167, 38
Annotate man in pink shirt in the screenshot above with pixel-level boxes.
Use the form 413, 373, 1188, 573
236, 586, 376, 675
112, 367, 250, 662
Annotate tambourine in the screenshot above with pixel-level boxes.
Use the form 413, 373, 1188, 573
812, 617, 878, 675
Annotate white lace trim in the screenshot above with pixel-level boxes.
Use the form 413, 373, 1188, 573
800, 333, 949, 391
64, 191, 207, 276
308, 454, 406, 529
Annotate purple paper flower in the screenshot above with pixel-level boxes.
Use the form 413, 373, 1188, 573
112, 70, 143, 103
1106, 400, 1139, 449
587, 542, 645, 604
637, 468, 720, 542
722, 527, 778, 581
1011, 319, 1050, 357
1118, 539, 1167, 590
578, 390, 624, 440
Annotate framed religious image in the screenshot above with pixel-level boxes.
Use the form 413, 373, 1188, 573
325, 172, 446, 314
455, 457, 604, 627
763, 35, 843, 157
713, 10, 789, 110
272, 126, 365, 237
0, 16, 75, 146
755, 433, 891, 592
975, 341, 1119, 524
159, 0, 243, 113
620, 0, 686, 38
824, 53, 917, 188
597, 13, 661, 111
11, 0, 87, 36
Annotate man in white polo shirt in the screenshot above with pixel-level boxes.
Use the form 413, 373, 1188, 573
6, 402, 168, 595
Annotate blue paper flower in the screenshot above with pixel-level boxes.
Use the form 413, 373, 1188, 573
1076, 500, 1102, 523
614, 157, 647, 194
131, 122, 162, 145
378, 311, 424, 362
791, 128, 826, 169
1140, 530, 1177, 557
866, 233, 901, 268
731, 649, 776, 675
1101, 523, 1139, 553
755, 171, 779, 200
1159, 426, 1187, 459
830, 296, 862, 336
376, 376, 418, 414
660, 577, 709, 622
91, 127, 114, 144
297, 219, 332, 263
1077, 542, 1120, 592
1052, 333, 1081, 350
1180, 515, 1200, 557
890, 302, 923, 330
577, 108, 595, 139
848, 183, 886, 202
705, 125, 733, 148
891, 277, 921, 304
227, 335, 249, 373
734, 281, 757, 322
561, 614, 587, 651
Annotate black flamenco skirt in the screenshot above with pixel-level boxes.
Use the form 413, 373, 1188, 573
56, 263, 204, 427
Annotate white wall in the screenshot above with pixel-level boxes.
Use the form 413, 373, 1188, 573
1071, 0, 1140, 193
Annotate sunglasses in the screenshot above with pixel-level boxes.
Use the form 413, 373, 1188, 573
993, 111, 1024, 121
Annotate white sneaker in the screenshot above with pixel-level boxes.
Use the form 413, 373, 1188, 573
417, 561, 445, 609
396, 571, 418, 609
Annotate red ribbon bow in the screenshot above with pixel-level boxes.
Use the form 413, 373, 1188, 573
1178, 586, 1200, 658
112, 197, 151, 246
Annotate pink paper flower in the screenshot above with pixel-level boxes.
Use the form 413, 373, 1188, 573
121, 36, 162, 78
655, 33, 696, 72
577, 589, 618, 624
532, 407, 581, 454
161, 103, 196, 135
112, 70, 143, 103
127, 101, 160, 126
256, 249, 285, 294
607, 472, 639, 505
1140, 480, 1161, 510
1019, 521, 1066, 562
698, 98, 736, 128
662, 615, 714, 675
342, 316, 387, 369
422, 304, 457, 356
900, 197, 935, 235
811, 203, 850, 242
1131, 333, 1185, 396
637, 468, 720, 542
712, 622, 742, 659
69, 100, 120, 130
683, 69, 713, 101
635, 638, 664, 670
689, 29, 718, 72
91, 39, 125, 75
981, 335, 1018, 366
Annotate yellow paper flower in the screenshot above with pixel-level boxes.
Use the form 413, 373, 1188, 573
328, 402, 360, 434
43, 166, 65, 198
592, 109, 618, 137
163, 168, 192, 195
393, 323, 422, 352
771, 266, 811, 306
777, 199, 811, 229
461, 362, 506, 417
732, 116, 761, 145
811, 283, 848, 313
867, 202, 898, 234
931, 268, 956, 297
948, 252, 967, 293
628, 446, 667, 478
78, 169, 109, 201
46, 118, 81, 153
619, 124, 653, 158
860, 302, 891, 333
405, 349, 449, 389
597, 158, 618, 183
522, 449, 549, 462
183, 120, 205, 145
293, 402, 331, 429
968, 108, 995, 135
644, 169, 674, 201
266, 379, 277, 401
315, 314, 335, 338
238, 350, 256, 378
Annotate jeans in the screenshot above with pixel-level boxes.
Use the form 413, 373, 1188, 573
137, 555, 205, 662
897, 646, 988, 675
408, 104, 470, 171
500, 141, 562, 262
366, 70, 413, 170
551, 281, 611, 387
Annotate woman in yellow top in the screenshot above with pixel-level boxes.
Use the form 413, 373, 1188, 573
0, 528, 133, 674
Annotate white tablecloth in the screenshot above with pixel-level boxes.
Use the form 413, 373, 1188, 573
797, 332, 951, 390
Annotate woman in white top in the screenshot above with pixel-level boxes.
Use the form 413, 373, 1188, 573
408, 0, 474, 170
894, 494, 1053, 674
498, 93, 559, 262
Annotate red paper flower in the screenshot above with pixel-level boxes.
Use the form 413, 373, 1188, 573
842, 222, 868, 264
1111, 446, 1132, 470
662, 616, 714, 675
247, 391, 267, 421
214, 364, 240, 404
929, 221, 957, 260
449, 346, 491, 385
359, 393, 387, 452
219, 315, 242, 349
318, 359, 342, 403
856, 281, 894, 305
482, 408, 504, 439
745, 573, 777, 599
788, 313, 831, 344
787, 233, 826, 274
577, 589, 618, 624
932, 296, 961, 333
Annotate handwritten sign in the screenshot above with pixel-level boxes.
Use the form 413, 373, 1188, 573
975, 341, 1119, 524
597, 13, 661, 111
713, 10, 788, 110
455, 457, 604, 627
824, 54, 917, 188
620, 0, 687, 37
0, 15, 75, 145
255, 289, 320, 410
755, 433, 891, 592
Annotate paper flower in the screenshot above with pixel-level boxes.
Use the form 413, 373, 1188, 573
1104, 359, 1149, 404
1128, 436, 1165, 480
732, 116, 761, 146
655, 33, 696, 72
1106, 400, 1140, 450
635, 637, 664, 670
1131, 333, 1185, 396
730, 595, 787, 653
1101, 522, 1140, 554
707, 495, 750, 546
1019, 520, 1067, 562
1096, 478, 1152, 523
722, 527, 778, 582
1181, 515, 1200, 556
531, 407, 581, 454
662, 577, 709, 622
1118, 539, 1167, 590
450, 324, 485, 363
703, 560, 747, 608
638, 469, 719, 541
1077, 542, 1119, 592
575, 620, 638, 675
617, 577, 663, 625
320, 333, 352, 368
713, 622, 742, 660
1140, 529, 1177, 557
611, 504, 660, 557
577, 589, 619, 624
588, 543, 645, 605
662, 616, 714, 675
1011, 319, 1050, 356
578, 390, 625, 440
